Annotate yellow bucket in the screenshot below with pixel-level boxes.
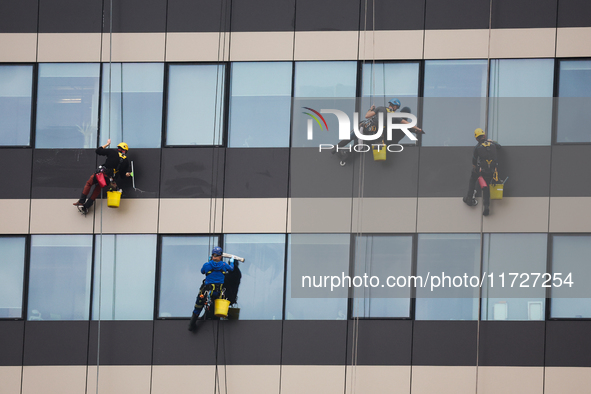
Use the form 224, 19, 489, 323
490, 183, 503, 200
214, 299, 230, 317
107, 191, 122, 208
372, 145, 386, 161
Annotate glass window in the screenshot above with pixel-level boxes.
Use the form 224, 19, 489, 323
0, 65, 33, 146
294, 61, 357, 98
481, 234, 547, 321
35, 63, 100, 148
92, 235, 157, 320
0, 237, 26, 318
556, 60, 591, 143
352, 235, 412, 318
158, 236, 219, 318
415, 234, 481, 320
100, 63, 164, 148
292, 61, 357, 147
228, 62, 292, 148
550, 235, 591, 318
286, 234, 350, 320
28, 235, 93, 320
361, 62, 420, 145
166, 64, 225, 146
422, 60, 488, 147
223, 234, 285, 319
488, 59, 554, 146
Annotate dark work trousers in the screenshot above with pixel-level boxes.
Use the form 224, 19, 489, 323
82, 173, 114, 201
466, 169, 493, 208
192, 283, 224, 316
83, 173, 106, 201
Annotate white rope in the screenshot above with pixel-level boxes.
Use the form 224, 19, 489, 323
108, 0, 113, 143
475, 2, 494, 393
96, 187, 104, 394
350, 0, 377, 392
119, 63, 124, 143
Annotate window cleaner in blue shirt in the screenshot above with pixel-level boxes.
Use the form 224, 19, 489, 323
188, 246, 234, 331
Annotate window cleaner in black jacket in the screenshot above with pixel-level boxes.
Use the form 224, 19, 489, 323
463, 128, 501, 216
73, 139, 131, 214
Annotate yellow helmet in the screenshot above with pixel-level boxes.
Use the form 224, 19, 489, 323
474, 128, 485, 139
117, 142, 129, 151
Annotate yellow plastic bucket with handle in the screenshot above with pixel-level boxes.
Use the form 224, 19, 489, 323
214, 299, 230, 317
107, 191, 122, 208
372, 144, 386, 161
489, 183, 503, 200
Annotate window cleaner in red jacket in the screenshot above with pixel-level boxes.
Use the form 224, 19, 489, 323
73, 138, 131, 214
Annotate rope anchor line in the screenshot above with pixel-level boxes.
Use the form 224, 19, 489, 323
94, 0, 114, 392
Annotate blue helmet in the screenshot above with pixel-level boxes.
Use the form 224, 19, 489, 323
388, 98, 401, 108
212, 246, 223, 256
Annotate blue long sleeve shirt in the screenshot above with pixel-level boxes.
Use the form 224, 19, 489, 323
201, 259, 234, 284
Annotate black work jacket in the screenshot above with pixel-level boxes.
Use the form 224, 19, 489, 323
96, 147, 131, 179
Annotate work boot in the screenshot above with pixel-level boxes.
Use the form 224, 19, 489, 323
188, 313, 199, 332
73, 194, 87, 206
483, 206, 490, 216
463, 196, 477, 206
80, 199, 94, 214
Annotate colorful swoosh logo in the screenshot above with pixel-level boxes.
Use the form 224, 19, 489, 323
302, 107, 328, 131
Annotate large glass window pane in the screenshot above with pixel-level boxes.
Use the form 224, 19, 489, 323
28, 235, 93, 320
294, 61, 357, 97
556, 60, 591, 143
158, 236, 219, 318
481, 234, 547, 321
166, 64, 225, 145
415, 234, 481, 320
228, 62, 292, 148
100, 63, 164, 148
223, 234, 285, 319
361, 62, 420, 145
0, 65, 33, 146
423, 60, 487, 147
92, 235, 157, 320
488, 59, 554, 146
550, 235, 591, 318
0, 237, 26, 318
292, 61, 357, 147
352, 235, 412, 318
286, 234, 349, 320
35, 63, 100, 148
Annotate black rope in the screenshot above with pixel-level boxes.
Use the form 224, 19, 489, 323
210, 1, 229, 392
